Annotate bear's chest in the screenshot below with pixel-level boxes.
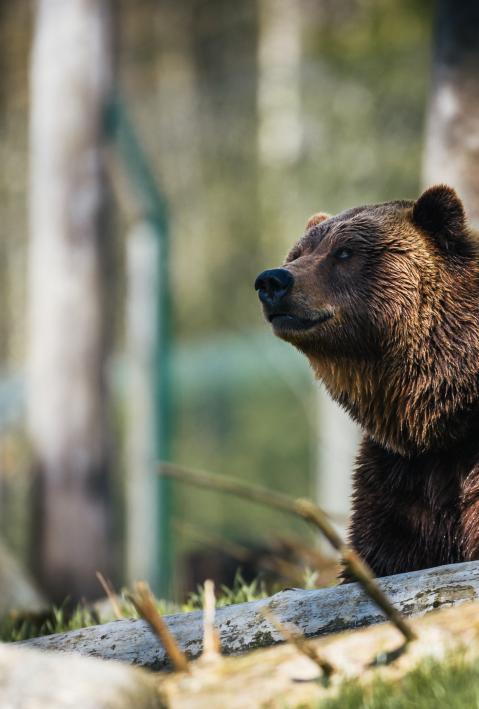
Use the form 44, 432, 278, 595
350, 438, 479, 577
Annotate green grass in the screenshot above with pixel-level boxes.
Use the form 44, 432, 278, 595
0, 570, 268, 643
315, 652, 479, 709
0, 606, 102, 643
185, 570, 268, 610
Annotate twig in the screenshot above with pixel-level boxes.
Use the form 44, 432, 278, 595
260, 606, 335, 679
159, 462, 416, 644
339, 547, 416, 642
95, 571, 123, 620
201, 580, 221, 663
128, 581, 190, 673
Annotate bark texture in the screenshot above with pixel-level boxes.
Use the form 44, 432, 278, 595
158, 598, 479, 709
21, 560, 479, 669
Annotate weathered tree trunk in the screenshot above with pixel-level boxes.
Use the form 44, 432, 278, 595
423, 0, 479, 225
27, 0, 114, 602
21, 560, 479, 669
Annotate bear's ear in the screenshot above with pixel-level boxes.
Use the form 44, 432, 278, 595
412, 184, 468, 254
306, 212, 331, 230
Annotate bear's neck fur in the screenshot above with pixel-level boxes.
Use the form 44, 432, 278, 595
310, 255, 479, 456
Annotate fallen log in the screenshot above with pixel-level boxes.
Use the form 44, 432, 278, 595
20, 560, 479, 670
0, 643, 160, 709
158, 598, 479, 709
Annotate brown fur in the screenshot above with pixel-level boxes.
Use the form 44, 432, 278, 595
256, 185, 479, 577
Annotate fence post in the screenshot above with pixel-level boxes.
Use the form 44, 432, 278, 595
107, 98, 173, 596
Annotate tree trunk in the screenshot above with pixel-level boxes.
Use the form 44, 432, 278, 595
257, 0, 302, 168
27, 0, 114, 602
423, 0, 479, 225
21, 560, 479, 669
257, 0, 303, 256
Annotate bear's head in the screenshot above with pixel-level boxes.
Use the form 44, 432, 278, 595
255, 185, 479, 455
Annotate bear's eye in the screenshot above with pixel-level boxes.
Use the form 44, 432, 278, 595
333, 247, 353, 260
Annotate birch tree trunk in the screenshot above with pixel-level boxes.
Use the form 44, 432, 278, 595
27, 0, 114, 602
423, 0, 479, 225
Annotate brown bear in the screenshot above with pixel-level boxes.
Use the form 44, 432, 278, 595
255, 184, 479, 578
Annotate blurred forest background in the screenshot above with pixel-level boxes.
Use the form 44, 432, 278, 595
0, 0, 438, 605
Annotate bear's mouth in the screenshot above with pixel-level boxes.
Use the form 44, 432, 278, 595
268, 309, 334, 332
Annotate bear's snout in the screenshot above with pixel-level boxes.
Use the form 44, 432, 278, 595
254, 268, 293, 309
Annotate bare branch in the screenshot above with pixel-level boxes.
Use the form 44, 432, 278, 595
260, 607, 335, 679
200, 580, 221, 663
95, 572, 122, 621
159, 462, 416, 643
128, 581, 189, 673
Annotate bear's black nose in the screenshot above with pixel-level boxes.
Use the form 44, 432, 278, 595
254, 268, 294, 307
